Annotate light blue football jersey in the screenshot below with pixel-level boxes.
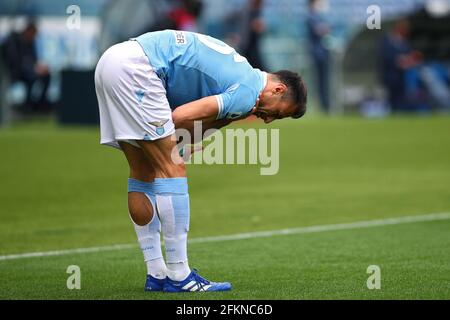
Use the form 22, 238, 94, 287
135, 30, 267, 120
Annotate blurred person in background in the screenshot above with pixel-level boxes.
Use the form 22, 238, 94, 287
240, 0, 267, 70
169, 0, 204, 32
140, 0, 203, 33
379, 19, 450, 113
1, 21, 52, 113
379, 19, 427, 112
225, 0, 267, 70
307, 0, 331, 113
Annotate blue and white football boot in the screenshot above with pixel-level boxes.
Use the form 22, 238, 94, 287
163, 269, 232, 292
144, 274, 166, 292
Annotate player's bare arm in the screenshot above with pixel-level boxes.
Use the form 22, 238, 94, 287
172, 96, 219, 130
172, 96, 232, 144
172, 96, 259, 144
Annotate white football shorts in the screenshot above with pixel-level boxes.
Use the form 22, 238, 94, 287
94, 40, 175, 150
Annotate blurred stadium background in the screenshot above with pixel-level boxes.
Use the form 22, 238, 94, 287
1, 0, 449, 122
0, 0, 449, 299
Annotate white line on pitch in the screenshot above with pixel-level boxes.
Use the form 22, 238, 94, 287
1, 212, 449, 261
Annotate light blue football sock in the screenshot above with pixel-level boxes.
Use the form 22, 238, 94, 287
153, 177, 191, 281
128, 178, 166, 279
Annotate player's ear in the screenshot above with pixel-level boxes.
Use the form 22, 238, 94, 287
274, 83, 287, 95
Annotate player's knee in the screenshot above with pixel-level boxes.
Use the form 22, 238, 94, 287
128, 192, 154, 226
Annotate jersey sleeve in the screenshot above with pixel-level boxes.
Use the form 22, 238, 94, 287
215, 84, 257, 120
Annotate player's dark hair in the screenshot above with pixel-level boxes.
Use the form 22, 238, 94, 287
272, 70, 307, 119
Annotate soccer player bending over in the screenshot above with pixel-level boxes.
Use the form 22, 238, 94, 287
95, 30, 307, 292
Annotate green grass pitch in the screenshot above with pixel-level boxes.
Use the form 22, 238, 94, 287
0, 115, 449, 299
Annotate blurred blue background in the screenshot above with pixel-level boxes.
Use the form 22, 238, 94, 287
0, 0, 449, 124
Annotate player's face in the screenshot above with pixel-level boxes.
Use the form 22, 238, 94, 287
255, 80, 297, 123
254, 99, 297, 124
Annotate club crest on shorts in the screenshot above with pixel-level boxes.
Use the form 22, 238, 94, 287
135, 90, 145, 103
148, 119, 169, 136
